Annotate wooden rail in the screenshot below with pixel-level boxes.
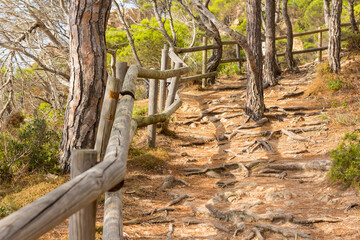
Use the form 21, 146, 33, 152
0, 47, 193, 239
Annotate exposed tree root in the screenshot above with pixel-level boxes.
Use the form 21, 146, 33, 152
233, 222, 246, 237
255, 160, 331, 172
345, 203, 360, 212
184, 105, 244, 123
255, 223, 313, 239
292, 218, 342, 225
225, 117, 268, 140
159, 175, 190, 190
281, 129, 314, 142
283, 149, 309, 154
211, 222, 232, 233
277, 90, 305, 100
166, 223, 174, 240
123, 217, 175, 225
216, 180, 239, 188
300, 120, 329, 127
210, 85, 246, 91
143, 208, 175, 216
179, 139, 206, 146
166, 194, 190, 206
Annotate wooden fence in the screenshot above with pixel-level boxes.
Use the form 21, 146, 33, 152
0, 49, 192, 240
0, 21, 358, 240
174, 21, 359, 77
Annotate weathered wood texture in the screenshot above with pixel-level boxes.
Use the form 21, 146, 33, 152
318, 28, 323, 61
135, 99, 182, 128
159, 45, 169, 111
0, 74, 137, 240
69, 150, 98, 240
95, 76, 123, 161
116, 62, 128, 92
137, 66, 189, 79
103, 191, 123, 240
165, 62, 183, 109
122, 65, 138, 96
147, 77, 159, 147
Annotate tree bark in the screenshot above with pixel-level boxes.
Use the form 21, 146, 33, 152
282, 0, 299, 72
275, 0, 281, 24
323, 0, 331, 27
191, 0, 264, 120
263, 0, 280, 88
246, 0, 265, 120
60, 0, 112, 172
348, 0, 359, 33
328, 0, 342, 74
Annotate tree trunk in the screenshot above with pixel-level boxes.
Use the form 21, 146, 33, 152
323, 0, 330, 27
207, 35, 222, 84
263, 0, 280, 88
246, 0, 265, 120
282, 0, 299, 72
60, 0, 112, 172
348, 0, 359, 33
328, 0, 342, 74
275, 0, 281, 24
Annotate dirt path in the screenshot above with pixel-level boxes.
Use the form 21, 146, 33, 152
122, 64, 360, 240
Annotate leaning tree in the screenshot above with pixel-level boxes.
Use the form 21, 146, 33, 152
263, 0, 281, 88
328, 0, 342, 74
192, 0, 264, 120
60, 0, 112, 172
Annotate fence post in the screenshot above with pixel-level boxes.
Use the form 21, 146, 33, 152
110, 51, 117, 77
165, 62, 182, 109
69, 149, 98, 240
236, 44, 242, 71
147, 76, 159, 147
318, 27, 322, 62
202, 36, 208, 88
103, 190, 123, 240
116, 62, 128, 91
95, 62, 127, 161
159, 45, 169, 112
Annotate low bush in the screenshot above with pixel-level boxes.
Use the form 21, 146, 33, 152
0, 119, 61, 182
328, 132, 360, 188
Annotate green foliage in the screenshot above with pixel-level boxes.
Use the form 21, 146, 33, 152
106, 18, 191, 67
328, 132, 360, 188
217, 63, 242, 76
0, 118, 61, 182
132, 104, 148, 118
327, 78, 343, 91
303, 42, 316, 50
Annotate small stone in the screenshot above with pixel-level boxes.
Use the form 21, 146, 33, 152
181, 152, 188, 157
189, 123, 197, 128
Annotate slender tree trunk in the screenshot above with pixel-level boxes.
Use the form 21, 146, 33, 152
275, 0, 281, 24
323, 0, 330, 27
206, 34, 222, 84
348, 0, 359, 33
60, 0, 112, 172
282, 0, 299, 72
328, 0, 342, 74
246, 0, 265, 120
263, 0, 280, 88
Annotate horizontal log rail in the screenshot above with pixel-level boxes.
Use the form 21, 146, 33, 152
137, 66, 190, 79
172, 22, 359, 54
135, 99, 183, 128
277, 46, 328, 57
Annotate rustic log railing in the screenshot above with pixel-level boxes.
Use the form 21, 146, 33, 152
173, 21, 359, 72
0, 48, 193, 240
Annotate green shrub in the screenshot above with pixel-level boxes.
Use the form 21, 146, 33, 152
217, 63, 241, 76
327, 78, 343, 91
328, 132, 360, 188
0, 119, 61, 182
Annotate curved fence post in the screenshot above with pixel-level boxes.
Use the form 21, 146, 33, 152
159, 44, 169, 111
